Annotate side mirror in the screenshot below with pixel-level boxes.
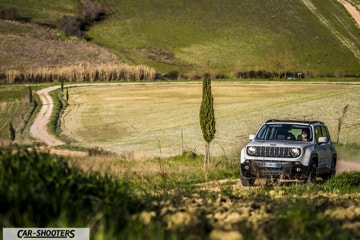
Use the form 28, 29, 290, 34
318, 137, 328, 143
249, 134, 255, 141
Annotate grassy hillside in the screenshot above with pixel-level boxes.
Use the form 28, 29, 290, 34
0, 20, 121, 73
87, 0, 360, 75
0, 0, 359, 77
349, 0, 360, 8
0, 0, 79, 23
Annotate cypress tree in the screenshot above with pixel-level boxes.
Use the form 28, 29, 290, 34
28, 86, 33, 103
66, 88, 69, 102
199, 72, 216, 168
9, 122, 15, 141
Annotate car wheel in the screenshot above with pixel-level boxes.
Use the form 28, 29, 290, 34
306, 161, 318, 184
240, 175, 255, 186
324, 159, 336, 180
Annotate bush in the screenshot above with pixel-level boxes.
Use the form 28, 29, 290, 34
0, 7, 19, 20
81, 0, 104, 23
88, 146, 114, 156
267, 198, 351, 240
234, 70, 274, 79
323, 171, 360, 192
165, 70, 179, 80
58, 15, 88, 39
0, 148, 143, 230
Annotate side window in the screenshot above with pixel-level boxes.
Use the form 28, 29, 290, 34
315, 126, 322, 143
315, 126, 330, 143
321, 126, 330, 139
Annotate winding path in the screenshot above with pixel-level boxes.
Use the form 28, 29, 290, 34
30, 86, 64, 146
30, 86, 87, 157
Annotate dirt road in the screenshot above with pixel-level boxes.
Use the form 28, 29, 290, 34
338, 0, 360, 28
30, 86, 64, 146
29, 86, 88, 157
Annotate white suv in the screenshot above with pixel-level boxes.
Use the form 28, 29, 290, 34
240, 120, 337, 186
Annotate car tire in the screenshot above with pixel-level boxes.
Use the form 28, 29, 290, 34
306, 161, 318, 184
324, 158, 336, 180
240, 175, 255, 186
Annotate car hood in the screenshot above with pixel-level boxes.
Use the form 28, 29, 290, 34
247, 140, 313, 148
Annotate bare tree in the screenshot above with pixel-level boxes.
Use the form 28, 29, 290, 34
337, 104, 349, 144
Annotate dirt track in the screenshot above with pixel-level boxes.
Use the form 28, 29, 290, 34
338, 0, 360, 28
30, 86, 64, 146
29, 86, 87, 157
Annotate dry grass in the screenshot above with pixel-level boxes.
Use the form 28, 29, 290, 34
60, 82, 360, 159
0, 20, 156, 82
0, 20, 124, 75
4, 63, 156, 83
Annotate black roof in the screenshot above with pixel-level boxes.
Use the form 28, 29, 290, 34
266, 119, 325, 125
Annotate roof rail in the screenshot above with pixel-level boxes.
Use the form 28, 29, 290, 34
266, 119, 324, 124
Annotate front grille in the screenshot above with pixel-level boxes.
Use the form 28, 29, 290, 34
250, 146, 295, 158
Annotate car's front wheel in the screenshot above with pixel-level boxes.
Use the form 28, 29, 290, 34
240, 175, 255, 186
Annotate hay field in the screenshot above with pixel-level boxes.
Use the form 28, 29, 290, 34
61, 82, 360, 158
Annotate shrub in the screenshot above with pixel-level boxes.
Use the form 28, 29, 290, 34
0, 148, 143, 230
81, 0, 104, 23
323, 171, 360, 192
213, 73, 226, 79
88, 146, 114, 156
267, 198, 351, 240
0, 7, 19, 20
165, 70, 179, 80
58, 15, 87, 39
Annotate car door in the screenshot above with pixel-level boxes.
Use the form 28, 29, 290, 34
314, 126, 332, 173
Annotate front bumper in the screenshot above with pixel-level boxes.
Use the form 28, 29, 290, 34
241, 160, 309, 180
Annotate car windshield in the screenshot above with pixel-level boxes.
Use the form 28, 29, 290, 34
255, 124, 312, 141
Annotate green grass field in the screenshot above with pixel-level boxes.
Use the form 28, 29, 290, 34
1, 0, 359, 76
60, 81, 360, 159
87, 0, 360, 74
350, 0, 360, 8
0, 0, 79, 23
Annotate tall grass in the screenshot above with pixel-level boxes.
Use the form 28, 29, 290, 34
0, 86, 37, 144
0, 148, 146, 238
4, 63, 156, 83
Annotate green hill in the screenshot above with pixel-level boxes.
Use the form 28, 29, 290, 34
1, 0, 360, 77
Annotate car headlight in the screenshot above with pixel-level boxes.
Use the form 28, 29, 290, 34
247, 146, 257, 156
290, 148, 301, 157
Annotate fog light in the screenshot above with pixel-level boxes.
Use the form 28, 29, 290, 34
295, 167, 302, 172
244, 165, 250, 170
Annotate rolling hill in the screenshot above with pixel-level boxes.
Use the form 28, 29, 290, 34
0, 0, 360, 77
